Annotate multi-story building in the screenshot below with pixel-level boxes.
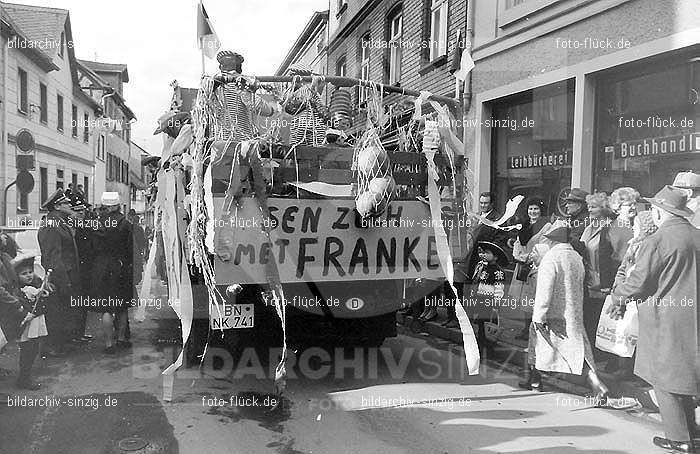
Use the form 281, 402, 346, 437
128, 141, 149, 215
0, 2, 101, 224
276, 11, 329, 77
77, 58, 135, 212
466, 0, 700, 213
278, 1, 467, 132
326, 0, 466, 112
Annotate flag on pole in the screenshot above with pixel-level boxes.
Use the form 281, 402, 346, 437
197, 2, 220, 59
452, 29, 475, 82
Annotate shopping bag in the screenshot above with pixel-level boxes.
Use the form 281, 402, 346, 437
595, 295, 638, 357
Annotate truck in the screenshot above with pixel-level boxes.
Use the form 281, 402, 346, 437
167, 75, 466, 367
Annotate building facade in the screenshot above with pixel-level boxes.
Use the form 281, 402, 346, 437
77, 59, 135, 213
467, 0, 700, 214
327, 0, 466, 108
1, 2, 101, 224
276, 11, 329, 77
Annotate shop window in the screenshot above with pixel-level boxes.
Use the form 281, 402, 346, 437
388, 11, 403, 84
491, 80, 575, 219
429, 0, 448, 61
594, 59, 699, 196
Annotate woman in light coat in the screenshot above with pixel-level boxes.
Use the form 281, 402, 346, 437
522, 225, 610, 403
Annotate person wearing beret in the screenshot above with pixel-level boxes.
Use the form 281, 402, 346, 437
37, 189, 80, 357
609, 186, 699, 453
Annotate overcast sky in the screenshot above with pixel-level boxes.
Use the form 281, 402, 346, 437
15, 0, 329, 155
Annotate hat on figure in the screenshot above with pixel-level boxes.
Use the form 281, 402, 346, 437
672, 171, 700, 190
564, 188, 589, 203
644, 185, 694, 218
101, 192, 121, 207
544, 225, 571, 244
10, 252, 35, 272
476, 241, 510, 267
69, 195, 87, 211
217, 50, 244, 72
41, 189, 69, 211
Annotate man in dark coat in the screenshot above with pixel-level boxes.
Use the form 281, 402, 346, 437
37, 189, 80, 356
70, 194, 94, 343
610, 186, 699, 453
562, 188, 590, 257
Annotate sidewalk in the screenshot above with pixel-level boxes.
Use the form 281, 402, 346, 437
396, 308, 676, 423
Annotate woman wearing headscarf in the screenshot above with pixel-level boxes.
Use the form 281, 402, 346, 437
509, 198, 551, 340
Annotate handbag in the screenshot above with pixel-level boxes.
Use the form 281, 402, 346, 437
515, 261, 532, 282
595, 295, 638, 357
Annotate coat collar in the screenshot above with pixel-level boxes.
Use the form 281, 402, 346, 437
659, 216, 692, 229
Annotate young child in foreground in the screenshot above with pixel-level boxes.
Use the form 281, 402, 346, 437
11, 253, 50, 390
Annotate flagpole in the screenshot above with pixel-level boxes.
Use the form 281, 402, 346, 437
201, 38, 206, 77
199, 1, 205, 77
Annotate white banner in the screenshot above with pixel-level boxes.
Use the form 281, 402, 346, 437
214, 198, 448, 284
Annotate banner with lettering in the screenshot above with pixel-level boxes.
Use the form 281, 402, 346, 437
214, 198, 448, 284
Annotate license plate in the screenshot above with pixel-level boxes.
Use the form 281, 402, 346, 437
209, 304, 254, 329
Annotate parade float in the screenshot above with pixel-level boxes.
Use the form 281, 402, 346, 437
142, 54, 523, 400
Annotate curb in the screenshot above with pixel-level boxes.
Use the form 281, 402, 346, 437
396, 312, 660, 415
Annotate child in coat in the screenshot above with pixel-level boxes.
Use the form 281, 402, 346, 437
467, 241, 509, 356
11, 253, 49, 390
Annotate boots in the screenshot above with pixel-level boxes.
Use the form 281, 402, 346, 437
586, 369, 609, 407
518, 365, 543, 391
419, 306, 437, 322
16, 340, 40, 390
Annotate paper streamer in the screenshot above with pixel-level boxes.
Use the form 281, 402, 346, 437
423, 147, 480, 375
203, 164, 215, 253
162, 252, 194, 402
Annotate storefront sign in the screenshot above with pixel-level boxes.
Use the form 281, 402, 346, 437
508, 150, 571, 169
213, 198, 446, 284
611, 132, 699, 159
